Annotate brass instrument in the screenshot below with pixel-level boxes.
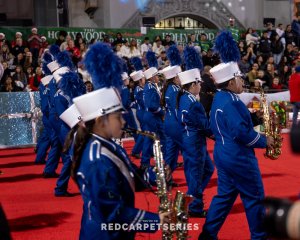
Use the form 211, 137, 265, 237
260, 89, 282, 160
123, 128, 193, 240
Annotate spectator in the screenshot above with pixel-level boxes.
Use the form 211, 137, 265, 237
11, 38, 25, 58
12, 53, 25, 70
254, 54, 266, 70
157, 50, 169, 69
140, 37, 152, 58
162, 34, 175, 47
259, 31, 272, 62
23, 51, 33, 71
74, 32, 86, 49
284, 24, 295, 45
12, 65, 27, 90
246, 63, 259, 86
199, 65, 217, 117
289, 66, 300, 126
128, 39, 141, 58
152, 39, 165, 57
188, 33, 200, 47
55, 30, 67, 47
238, 54, 251, 74
0, 33, 11, 50
1, 75, 22, 92
265, 22, 277, 40
66, 39, 81, 66
112, 32, 125, 47
60, 35, 72, 51
270, 75, 284, 92
28, 66, 43, 91
120, 40, 130, 58
39, 36, 49, 58
199, 33, 212, 53
27, 27, 42, 68
0, 62, 11, 87
292, 15, 300, 47
0, 44, 14, 66
10, 32, 24, 49
271, 33, 284, 66
79, 42, 88, 58
245, 28, 260, 46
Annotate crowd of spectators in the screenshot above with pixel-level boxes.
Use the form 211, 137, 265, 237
1, 18, 300, 93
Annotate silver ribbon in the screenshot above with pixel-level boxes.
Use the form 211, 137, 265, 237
0, 92, 42, 143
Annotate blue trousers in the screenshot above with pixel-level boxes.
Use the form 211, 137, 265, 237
141, 112, 166, 167
163, 114, 182, 171
202, 155, 266, 239
55, 123, 72, 194
35, 116, 51, 163
292, 102, 300, 126
182, 132, 214, 213
42, 115, 60, 174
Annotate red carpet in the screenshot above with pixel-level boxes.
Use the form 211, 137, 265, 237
0, 134, 299, 240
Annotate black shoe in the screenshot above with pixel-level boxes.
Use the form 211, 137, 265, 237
35, 161, 46, 165
55, 191, 73, 197
131, 153, 141, 159
177, 162, 184, 168
43, 172, 59, 178
189, 210, 207, 218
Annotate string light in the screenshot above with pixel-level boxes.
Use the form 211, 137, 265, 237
241, 6, 245, 11
205, 3, 210, 7
228, 2, 232, 7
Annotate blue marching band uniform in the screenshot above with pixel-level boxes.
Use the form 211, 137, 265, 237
33, 35, 272, 239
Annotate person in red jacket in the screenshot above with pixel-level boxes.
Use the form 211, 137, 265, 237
29, 66, 43, 91
289, 66, 300, 126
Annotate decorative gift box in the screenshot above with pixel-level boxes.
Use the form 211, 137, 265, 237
0, 92, 42, 148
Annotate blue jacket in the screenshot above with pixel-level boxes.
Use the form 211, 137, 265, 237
210, 89, 267, 164
134, 85, 145, 111
39, 84, 50, 117
77, 134, 160, 240
143, 81, 164, 117
121, 85, 132, 110
164, 83, 182, 138
178, 90, 212, 137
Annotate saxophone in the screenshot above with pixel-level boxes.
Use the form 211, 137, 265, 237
123, 128, 193, 240
260, 88, 282, 160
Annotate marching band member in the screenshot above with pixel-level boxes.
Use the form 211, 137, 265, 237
129, 57, 145, 158
40, 51, 61, 177
47, 49, 86, 196
121, 71, 138, 134
130, 70, 146, 158
177, 46, 214, 217
141, 51, 166, 169
71, 43, 171, 240
161, 44, 184, 174
161, 65, 182, 172
199, 31, 274, 240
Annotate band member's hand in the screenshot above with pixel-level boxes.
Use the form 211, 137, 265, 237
159, 211, 173, 225
253, 109, 264, 119
267, 136, 274, 148
165, 165, 172, 182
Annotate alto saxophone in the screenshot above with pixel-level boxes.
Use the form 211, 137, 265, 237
123, 128, 193, 240
260, 88, 282, 159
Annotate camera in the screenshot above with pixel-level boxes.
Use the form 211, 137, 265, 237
291, 122, 300, 153
263, 123, 300, 239
263, 197, 300, 239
